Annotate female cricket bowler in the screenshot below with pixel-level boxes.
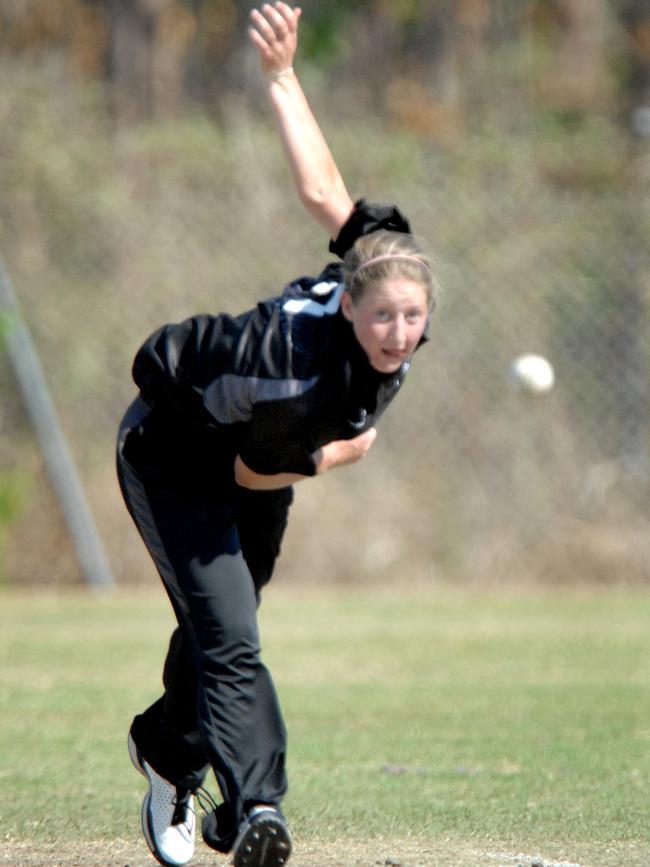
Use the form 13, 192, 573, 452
117, 4, 435, 866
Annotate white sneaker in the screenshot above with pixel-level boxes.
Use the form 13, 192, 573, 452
232, 805, 292, 867
128, 732, 195, 867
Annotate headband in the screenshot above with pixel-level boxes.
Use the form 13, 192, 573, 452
352, 253, 429, 282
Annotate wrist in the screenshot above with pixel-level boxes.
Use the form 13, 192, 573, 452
312, 445, 327, 475
266, 66, 295, 83
313, 441, 339, 475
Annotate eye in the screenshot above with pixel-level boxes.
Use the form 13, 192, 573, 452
374, 309, 391, 322
405, 309, 425, 324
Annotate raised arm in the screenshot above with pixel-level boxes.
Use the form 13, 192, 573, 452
248, 2, 354, 240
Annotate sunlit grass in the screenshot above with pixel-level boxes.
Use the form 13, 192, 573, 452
1, 584, 649, 858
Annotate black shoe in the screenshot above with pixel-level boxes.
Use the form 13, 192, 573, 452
231, 806, 292, 867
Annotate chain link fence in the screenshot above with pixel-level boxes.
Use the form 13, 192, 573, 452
1, 57, 649, 587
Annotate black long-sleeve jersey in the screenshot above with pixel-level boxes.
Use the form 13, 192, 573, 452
120, 201, 424, 493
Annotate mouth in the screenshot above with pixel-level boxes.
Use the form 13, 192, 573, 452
381, 348, 407, 360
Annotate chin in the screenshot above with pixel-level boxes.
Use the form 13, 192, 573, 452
371, 356, 404, 373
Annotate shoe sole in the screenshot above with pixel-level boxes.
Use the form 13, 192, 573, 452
127, 732, 145, 776
127, 732, 192, 867
232, 811, 292, 867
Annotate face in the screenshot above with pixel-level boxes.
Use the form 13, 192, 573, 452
341, 277, 429, 374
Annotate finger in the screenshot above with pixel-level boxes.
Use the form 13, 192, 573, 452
250, 8, 274, 37
262, 3, 289, 37
250, 8, 276, 44
248, 25, 272, 55
275, 2, 300, 31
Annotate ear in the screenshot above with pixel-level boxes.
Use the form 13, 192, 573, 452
340, 291, 354, 322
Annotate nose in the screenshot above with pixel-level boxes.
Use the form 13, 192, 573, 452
389, 315, 407, 346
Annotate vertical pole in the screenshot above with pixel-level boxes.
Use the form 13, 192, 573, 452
0, 258, 114, 591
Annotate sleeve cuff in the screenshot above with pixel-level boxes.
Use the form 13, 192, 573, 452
329, 198, 413, 259
239, 451, 318, 478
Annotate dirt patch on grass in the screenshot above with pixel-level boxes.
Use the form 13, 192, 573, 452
3, 839, 650, 867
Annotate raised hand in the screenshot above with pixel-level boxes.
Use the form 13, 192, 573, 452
248, 2, 302, 77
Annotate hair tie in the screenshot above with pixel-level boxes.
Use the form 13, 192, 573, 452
352, 253, 429, 282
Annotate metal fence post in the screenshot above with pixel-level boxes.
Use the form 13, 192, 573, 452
0, 257, 114, 591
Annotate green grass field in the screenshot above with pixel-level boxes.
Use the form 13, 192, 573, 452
1, 584, 650, 866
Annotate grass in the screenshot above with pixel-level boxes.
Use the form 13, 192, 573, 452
1, 584, 650, 865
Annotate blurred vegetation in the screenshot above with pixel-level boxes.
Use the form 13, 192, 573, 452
0, 470, 28, 583
0, 1, 647, 125
0, 1, 649, 586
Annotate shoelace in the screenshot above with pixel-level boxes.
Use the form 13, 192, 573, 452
171, 787, 195, 827
194, 785, 219, 816
171, 784, 219, 826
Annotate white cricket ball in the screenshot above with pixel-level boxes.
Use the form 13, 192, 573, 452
509, 354, 555, 394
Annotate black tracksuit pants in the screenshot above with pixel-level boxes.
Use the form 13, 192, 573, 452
116, 398, 293, 849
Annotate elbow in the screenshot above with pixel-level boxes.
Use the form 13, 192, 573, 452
298, 181, 332, 212
298, 178, 354, 238
297, 163, 346, 211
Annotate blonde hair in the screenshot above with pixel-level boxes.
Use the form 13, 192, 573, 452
342, 231, 437, 308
